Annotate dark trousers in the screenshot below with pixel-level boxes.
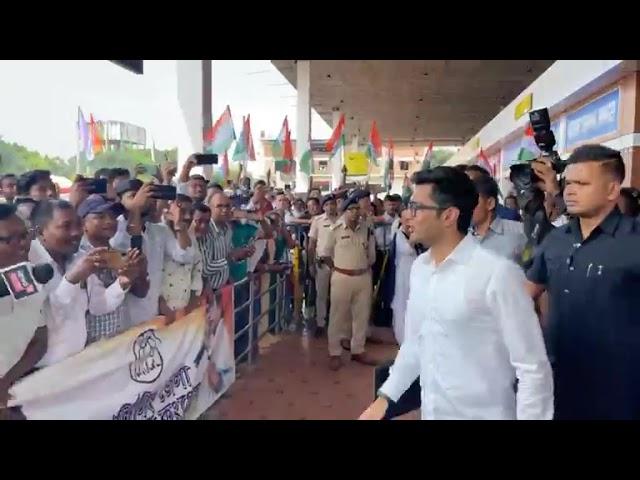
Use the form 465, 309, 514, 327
372, 250, 393, 328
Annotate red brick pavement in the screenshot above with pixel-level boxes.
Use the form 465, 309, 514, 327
201, 330, 420, 420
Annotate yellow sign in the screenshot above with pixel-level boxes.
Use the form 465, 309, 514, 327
345, 151, 369, 176
514, 93, 533, 120
470, 137, 480, 150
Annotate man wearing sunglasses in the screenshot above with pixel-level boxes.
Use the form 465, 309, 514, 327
321, 192, 377, 371
360, 167, 552, 420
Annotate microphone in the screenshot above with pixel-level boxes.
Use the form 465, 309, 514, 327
0, 263, 54, 298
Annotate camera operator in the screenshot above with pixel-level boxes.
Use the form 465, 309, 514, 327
526, 144, 640, 420
0, 205, 48, 418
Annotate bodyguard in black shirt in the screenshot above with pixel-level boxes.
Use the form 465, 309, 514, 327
527, 144, 640, 420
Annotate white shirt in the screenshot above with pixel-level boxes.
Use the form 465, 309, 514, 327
110, 216, 195, 325
29, 240, 88, 367
380, 234, 553, 420
0, 274, 46, 377
391, 230, 418, 345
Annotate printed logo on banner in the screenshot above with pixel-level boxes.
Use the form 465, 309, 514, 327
129, 330, 164, 383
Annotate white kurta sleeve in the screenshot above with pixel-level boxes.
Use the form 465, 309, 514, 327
487, 260, 554, 420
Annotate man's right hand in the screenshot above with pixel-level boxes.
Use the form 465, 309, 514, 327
532, 157, 561, 196
68, 177, 90, 208
129, 183, 155, 213
179, 155, 198, 182
161, 162, 177, 185
358, 396, 389, 420
66, 247, 109, 284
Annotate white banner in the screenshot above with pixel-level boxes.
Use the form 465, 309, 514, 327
8, 285, 235, 420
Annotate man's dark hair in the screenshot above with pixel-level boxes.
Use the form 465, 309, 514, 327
207, 183, 223, 191
17, 171, 45, 196
411, 166, 478, 234
94, 168, 111, 179
384, 194, 394, 202
193, 202, 211, 215
30, 200, 75, 231
254, 180, 267, 188
0, 203, 17, 221
454, 164, 468, 173
619, 188, 640, 217
110, 168, 130, 179
307, 197, 320, 207
176, 193, 193, 203
567, 144, 625, 183
473, 175, 499, 209
465, 165, 490, 176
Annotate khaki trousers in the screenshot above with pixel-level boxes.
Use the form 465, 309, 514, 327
314, 264, 331, 328
328, 271, 372, 357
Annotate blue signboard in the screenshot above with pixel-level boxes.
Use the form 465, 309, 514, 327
566, 89, 619, 148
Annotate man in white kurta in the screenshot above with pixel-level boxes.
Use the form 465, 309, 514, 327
360, 167, 553, 420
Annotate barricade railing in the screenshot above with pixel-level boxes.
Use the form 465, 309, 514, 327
232, 272, 290, 366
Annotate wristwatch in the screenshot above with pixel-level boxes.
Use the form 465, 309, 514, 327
377, 390, 393, 404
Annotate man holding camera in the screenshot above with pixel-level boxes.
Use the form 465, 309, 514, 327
78, 195, 149, 344
111, 179, 195, 325
526, 144, 640, 420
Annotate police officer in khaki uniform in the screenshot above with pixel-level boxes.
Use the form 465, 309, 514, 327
321, 192, 377, 371
308, 194, 339, 337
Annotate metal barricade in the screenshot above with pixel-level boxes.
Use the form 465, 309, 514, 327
232, 272, 291, 366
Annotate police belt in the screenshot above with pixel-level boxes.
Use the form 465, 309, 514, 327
333, 266, 370, 276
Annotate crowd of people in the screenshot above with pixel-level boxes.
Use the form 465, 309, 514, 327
2, 142, 640, 420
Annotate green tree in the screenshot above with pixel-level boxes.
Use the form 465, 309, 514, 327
0, 137, 75, 178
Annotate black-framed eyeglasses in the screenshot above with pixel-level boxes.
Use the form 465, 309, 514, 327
407, 201, 445, 217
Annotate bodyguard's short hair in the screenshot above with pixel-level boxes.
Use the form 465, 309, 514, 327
567, 144, 625, 183
465, 165, 490, 177
411, 166, 478, 234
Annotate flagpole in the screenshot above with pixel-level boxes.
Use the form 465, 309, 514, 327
75, 106, 81, 176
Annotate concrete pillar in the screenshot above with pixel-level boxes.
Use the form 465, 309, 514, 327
176, 59, 212, 179
331, 110, 343, 190
295, 60, 311, 193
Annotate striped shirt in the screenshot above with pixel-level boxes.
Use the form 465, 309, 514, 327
198, 220, 232, 290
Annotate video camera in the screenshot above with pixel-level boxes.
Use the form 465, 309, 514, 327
509, 108, 566, 248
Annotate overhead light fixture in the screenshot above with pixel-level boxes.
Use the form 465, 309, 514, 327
419, 98, 424, 102
416, 115, 420, 119
423, 72, 429, 77
340, 99, 344, 103
326, 74, 332, 79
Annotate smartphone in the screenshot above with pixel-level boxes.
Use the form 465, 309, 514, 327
130, 235, 143, 251
149, 184, 177, 201
85, 178, 108, 195
194, 153, 218, 165
105, 250, 127, 270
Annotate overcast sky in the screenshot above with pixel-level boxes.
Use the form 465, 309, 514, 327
0, 60, 332, 159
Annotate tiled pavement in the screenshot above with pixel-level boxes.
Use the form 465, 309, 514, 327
201, 329, 420, 420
